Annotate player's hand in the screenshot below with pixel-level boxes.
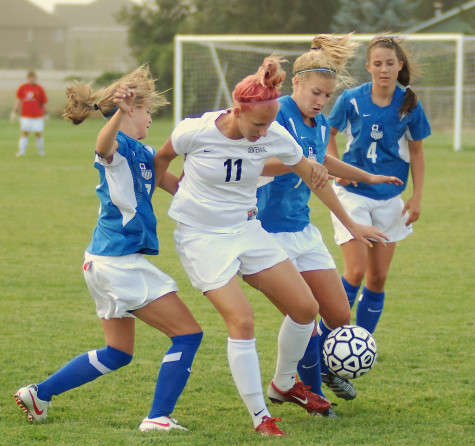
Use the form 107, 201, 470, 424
349, 223, 389, 247
367, 174, 403, 186
113, 84, 134, 111
335, 177, 357, 187
402, 195, 421, 226
43, 113, 50, 122
10, 111, 18, 123
309, 159, 329, 189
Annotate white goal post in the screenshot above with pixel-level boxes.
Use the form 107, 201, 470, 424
174, 33, 474, 151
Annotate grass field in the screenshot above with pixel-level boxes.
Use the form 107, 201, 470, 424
1, 117, 474, 446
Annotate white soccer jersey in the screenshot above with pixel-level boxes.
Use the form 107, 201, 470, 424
169, 110, 303, 232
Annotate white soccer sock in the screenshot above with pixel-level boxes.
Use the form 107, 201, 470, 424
227, 338, 271, 427
272, 315, 314, 391
36, 137, 44, 154
19, 137, 28, 154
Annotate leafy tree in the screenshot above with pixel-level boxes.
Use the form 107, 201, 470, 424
185, 0, 339, 34
94, 71, 125, 87
117, 0, 193, 93
330, 0, 418, 33
118, 0, 341, 109
412, 0, 467, 21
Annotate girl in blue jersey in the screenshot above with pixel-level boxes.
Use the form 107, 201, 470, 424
327, 36, 431, 337
14, 66, 203, 432
257, 35, 404, 413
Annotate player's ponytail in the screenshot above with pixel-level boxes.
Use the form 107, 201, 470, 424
292, 33, 358, 89
367, 35, 420, 117
310, 33, 359, 73
232, 54, 286, 106
63, 65, 168, 125
63, 82, 106, 125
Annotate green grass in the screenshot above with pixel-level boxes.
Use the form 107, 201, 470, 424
1, 118, 474, 446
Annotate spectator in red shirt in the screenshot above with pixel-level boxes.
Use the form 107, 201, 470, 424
11, 70, 48, 156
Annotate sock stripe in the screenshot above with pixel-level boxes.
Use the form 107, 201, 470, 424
162, 352, 182, 363
88, 350, 112, 374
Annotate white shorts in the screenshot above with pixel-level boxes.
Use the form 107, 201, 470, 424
83, 252, 178, 319
20, 117, 44, 132
270, 224, 336, 272
331, 185, 413, 245
174, 219, 289, 293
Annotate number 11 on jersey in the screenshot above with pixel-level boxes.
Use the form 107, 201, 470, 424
224, 158, 243, 182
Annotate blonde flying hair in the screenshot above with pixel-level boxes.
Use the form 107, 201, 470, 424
292, 33, 360, 89
63, 65, 168, 125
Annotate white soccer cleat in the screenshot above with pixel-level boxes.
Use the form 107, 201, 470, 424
139, 416, 188, 432
14, 384, 51, 421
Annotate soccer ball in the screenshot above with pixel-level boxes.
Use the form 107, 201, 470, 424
323, 324, 377, 379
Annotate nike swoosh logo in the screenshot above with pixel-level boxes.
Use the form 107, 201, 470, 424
363, 114, 371, 117
291, 395, 308, 405
368, 308, 383, 313
148, 421, 171, 427
301, 362, 318, 369
204, 150, 212, 152
29, 389, 44, 415
254, 409, 265, 416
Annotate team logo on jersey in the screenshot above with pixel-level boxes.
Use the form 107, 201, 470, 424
139, 162, 153, 180
248, 146, 267, 153
370, 124, 384, 140
308, 146, 317, 161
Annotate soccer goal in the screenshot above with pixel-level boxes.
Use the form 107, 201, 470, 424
174, 33, 475, 151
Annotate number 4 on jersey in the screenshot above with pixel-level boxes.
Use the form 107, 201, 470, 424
366, 142, 378, 163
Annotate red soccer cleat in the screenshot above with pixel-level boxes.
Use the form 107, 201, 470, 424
267, 380, 332, 415
255, 416, 286, 437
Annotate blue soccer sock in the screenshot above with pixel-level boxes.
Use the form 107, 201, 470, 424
36, 346, 133, 401
317, 319, 333, 375
297, 330, 324, 397
148, 332, 203, 419
341, 276, 361, 309
356, 287, 385, 334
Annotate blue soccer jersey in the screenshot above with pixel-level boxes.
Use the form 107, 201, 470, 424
328, 82, 431, 200
257, 95, 330, 233
87, 131, 159, 256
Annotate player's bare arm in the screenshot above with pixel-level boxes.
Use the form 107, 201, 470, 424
290, 157, 388, 247
154, 137, 179, 190
95, 85, 133, 161
403, 139, 425, 225
324, 155, 403, 186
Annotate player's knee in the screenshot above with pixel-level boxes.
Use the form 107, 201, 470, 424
227, 313, 255, 338
366, 273, 388, 291
290, 299, 319, 324
345, 268, 365, 285
97, 345, 133, 372
329, 308, 351, 329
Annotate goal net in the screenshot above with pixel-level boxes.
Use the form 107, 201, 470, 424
174, 34, 475, 151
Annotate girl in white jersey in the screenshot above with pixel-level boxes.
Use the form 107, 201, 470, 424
155, 55, 389, 437
257, 34, 404, 413
14, 66, 203, 433
327, 36, 431, 335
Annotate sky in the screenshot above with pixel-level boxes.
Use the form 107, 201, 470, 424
28, 0, 142, 13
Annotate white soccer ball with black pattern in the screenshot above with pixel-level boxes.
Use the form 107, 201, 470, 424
323, 324, 377, 379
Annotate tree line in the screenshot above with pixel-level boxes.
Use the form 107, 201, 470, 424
116, 0, 468, 101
